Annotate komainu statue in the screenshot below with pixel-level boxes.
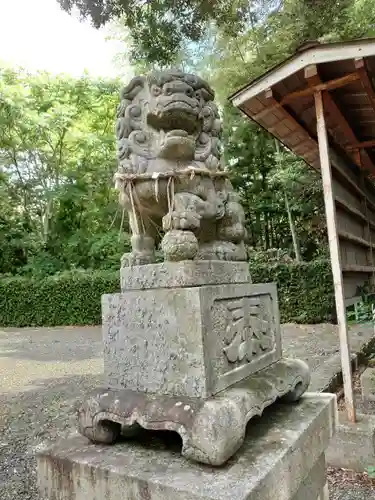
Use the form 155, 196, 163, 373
73, 73, 311, 471
114, 70, 248, 265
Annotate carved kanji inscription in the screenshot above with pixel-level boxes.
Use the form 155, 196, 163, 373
221, 295, 275, 364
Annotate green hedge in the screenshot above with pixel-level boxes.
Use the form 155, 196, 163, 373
0, 270, 120, 327
250, 259, 334, 323
0, 260, 334, 327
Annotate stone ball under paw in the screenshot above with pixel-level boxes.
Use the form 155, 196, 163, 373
161, 230, 198, 261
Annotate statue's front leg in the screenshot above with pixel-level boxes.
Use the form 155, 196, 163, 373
215, 194, 248, 261
161, 192, 205, 262
121, 211, 157, 267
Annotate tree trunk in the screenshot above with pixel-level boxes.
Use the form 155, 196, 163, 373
285, 191, 301, 261
264, 211, 270, 249
42, 198, 53, 244
274, 138, 301, 261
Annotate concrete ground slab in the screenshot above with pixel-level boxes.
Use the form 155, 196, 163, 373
326, 411, 375, 472
1, 321, 374, 498
281, 323, 375, 393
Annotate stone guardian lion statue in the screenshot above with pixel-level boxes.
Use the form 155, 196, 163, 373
114, 70, 247, 265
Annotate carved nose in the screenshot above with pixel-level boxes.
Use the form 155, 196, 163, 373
164, 80, 194, 98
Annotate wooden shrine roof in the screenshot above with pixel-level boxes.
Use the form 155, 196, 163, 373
229, 38, 375, 179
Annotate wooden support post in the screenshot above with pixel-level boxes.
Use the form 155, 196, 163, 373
314, 90, 356, 423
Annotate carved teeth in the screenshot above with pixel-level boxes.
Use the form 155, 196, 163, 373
165, 129, 189, 137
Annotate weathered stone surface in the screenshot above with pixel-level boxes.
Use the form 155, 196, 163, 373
291, 455, 326, 500
114, 70, 248, 265
120, 260, 251, 290
77, 358, 311, 466
361, 367, 375, 401
37, 394, 336, 500
326, 410, 375, 472
103, 282, 281, 398
318, 484, 329, 500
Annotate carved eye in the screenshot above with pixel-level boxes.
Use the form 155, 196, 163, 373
165, 87, 173, 96
151, 85, 161, 96
135, 131, 147, 143
186, 87, 194, 98
129, 104, 141, 117
185, 75, 196, 86
201, 88, 212, 102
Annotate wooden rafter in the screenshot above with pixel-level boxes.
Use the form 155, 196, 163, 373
281, 72, 360, 105
355, 58, 375, 115
304, 64, 375, 178
347, 139, 375, 151
253, 72, 360, 120
263, 88, 319, 164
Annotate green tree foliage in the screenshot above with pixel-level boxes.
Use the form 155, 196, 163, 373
223, 106, 325, 259
58, 0, 375, 67
58, 0, 256, 65
250, 259, 335, 323
194, 0, 375, 259
0, 65, 130, 276
5, 0, 375, 276
5, 0, 375, 326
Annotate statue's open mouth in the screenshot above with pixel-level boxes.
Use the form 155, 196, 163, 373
156, 128, 195, 160
147, 101, 201, 135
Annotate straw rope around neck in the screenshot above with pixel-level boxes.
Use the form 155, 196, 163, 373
115, 166, 228, 236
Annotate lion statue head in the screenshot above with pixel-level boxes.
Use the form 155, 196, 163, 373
115, 70, 223, 175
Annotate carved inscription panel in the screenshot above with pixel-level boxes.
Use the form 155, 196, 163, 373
221, 295, 275, 363
204, 283, 282, 394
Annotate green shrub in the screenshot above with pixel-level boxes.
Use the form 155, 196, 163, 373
0, 270, 120, 327
0, 259, 334, 327
249, 259, 334, 323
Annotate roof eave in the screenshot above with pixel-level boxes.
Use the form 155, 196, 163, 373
229, 37, 375, 107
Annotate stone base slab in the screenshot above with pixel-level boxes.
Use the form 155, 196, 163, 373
37, 393, 336, 500
360, 367, 375, 401
291, 456, 326, 500
77, 358, 310, 466
326, 410, 375, 472
120, 260, 251, 291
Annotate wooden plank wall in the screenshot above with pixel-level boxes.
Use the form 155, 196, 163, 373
329, 148, 375, 302
238, 86, 375, 304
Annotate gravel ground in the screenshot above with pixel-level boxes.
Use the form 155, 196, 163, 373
0, 326, 103, 500
328, 468, 375, 499
330, 486, 375, 500
0, 323, 374, 499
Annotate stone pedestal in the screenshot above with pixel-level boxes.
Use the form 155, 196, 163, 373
103, 276, 282, 397
76, 260, 311, 465
37, 393, 336, 500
